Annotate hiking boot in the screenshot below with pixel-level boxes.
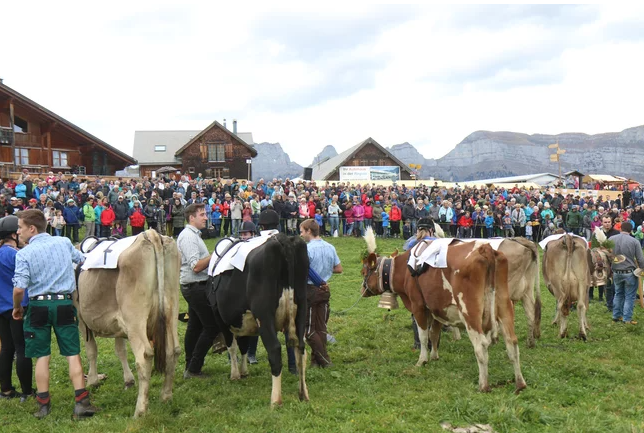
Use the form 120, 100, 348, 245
248, 355, 258, 365
72, 397, 98, 420
34, 401, 51, 419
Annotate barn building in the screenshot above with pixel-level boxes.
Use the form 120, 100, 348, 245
311, 137, 414, 182
0, 80, 136, 177
133, 120, 257, 179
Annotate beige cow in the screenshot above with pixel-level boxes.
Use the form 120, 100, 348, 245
542, 234, 592, 340
76, 230, 181, 418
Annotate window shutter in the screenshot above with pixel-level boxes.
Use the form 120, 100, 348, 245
199, 143, 207, 160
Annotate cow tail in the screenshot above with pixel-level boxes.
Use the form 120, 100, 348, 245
561, 236, 574, 315
149, 230, 168, 373
480, 245, 497, 336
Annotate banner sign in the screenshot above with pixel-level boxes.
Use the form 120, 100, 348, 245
339, 166, 401, 182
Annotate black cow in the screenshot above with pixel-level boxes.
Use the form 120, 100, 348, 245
208, 233, 310, 406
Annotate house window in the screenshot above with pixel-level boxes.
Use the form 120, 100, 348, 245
188, 167, 195, 173
13, 116, 28, 133
213, 168, 223, 178
52, 151, 68, 167
154, 145, 166, 152
14, 148, 28, 165
207, 143, 226, 162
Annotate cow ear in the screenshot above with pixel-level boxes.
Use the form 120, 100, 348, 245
390, 249, 399, 258
368, 252, 378, 269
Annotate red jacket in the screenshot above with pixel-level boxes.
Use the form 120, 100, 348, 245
101, 207, 115, 226
221, 200, 230, 217
307, 202, 316, 218
364, 205, 373, 219
458, 215, 473, 227
129, 209, 146, 227
390, 206, 402, 221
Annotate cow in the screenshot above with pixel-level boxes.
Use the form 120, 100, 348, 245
361, 228, 526, 393
208, 233, 310, 406
455, 238, 541, 347
542, 234, 592, 340
76, 230, 181, 418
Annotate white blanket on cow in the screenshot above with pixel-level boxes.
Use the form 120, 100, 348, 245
209, 235, 272, 277
81, 236, 138, 270
538, 233, 587, 251
408, 238, 454, 269
458, 237, 505, 251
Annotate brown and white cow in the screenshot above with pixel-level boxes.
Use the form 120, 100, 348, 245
76, 230, 181, 418
361, 229, 526, 393
542, 234, 592, 340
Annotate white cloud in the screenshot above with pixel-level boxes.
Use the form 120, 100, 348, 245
2, 3, 643, 168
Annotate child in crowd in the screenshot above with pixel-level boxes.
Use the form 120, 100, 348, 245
484, 211, 495, 238
502, 210, 514, 237
553, 214, 563, 229
315, 209, 324, 234
112, 222, 124, 237
211, 205, 222, 237
633, 225, 644, 247
52, 209, 65, 236
525, 221, 533, 241
403, 221, 412, 240
381, 211, 390, 238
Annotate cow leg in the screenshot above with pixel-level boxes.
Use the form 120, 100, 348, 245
577, 301, 588, 341
465, 327, 491, 392
82, 324, 100, 388
429, 319, 442, 361
129, 333, 154, 418
558, 300, 568, 339
258, 322, 283, 406
160, 324, 180, 402
115, 337, 135, 389
413, 309, 431, 366
237, 337, 250, 378
227, 337, 241, 380
521, 292, 536, 348
497, 311, 527, 393
294, 347, 309, 402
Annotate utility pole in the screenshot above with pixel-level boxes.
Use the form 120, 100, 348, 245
548, 141, 565, 182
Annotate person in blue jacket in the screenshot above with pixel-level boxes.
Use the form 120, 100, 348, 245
62, 199, 81, 243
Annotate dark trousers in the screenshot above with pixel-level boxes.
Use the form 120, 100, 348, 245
65, 224, 79, 243
181, 281, 220, 373
101, 225, 111, 237
374, 221, 383, 236
306, 285, 331, 366
131, 226, 144, 236
0, 311, 32, 394
605, 281, 615, 310
223, 218, 231, 236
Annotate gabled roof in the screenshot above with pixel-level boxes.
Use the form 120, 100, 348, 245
133, 129, 254, 165
311, 137, 414, 180
174, 120, 257, 157
0, 82, 136, 165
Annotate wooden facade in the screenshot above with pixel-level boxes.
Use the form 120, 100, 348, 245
0, 81, 135, 177
325, 141, 413, 181
139, 121, 257, 180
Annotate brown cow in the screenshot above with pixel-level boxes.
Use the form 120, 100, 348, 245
76, 230, 181, 418
361, 229, 526, 393
542, 234, 592, 340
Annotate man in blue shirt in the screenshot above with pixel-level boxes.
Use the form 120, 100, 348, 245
0, 215, 33, 401
299, 219, 342, 367
12, 209, 98, 419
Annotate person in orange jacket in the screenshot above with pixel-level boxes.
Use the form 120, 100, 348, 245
390, 203, 402, 238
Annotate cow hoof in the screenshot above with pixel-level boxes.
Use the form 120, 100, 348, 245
579, 333, 587, 342
559, 332, 567, 339
240, 372, 249, 379
479, 385, 491, 393
271, 399, 283, 408
124, 380, 135, 390
415, 360, 428, 367
527, 340, 536, 349
230, 375, 241, 381
430, 354, 439, 361
515, 381, 527, 394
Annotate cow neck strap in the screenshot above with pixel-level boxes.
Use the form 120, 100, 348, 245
379, 257, 396, 294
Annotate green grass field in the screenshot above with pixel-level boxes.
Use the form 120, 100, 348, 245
2, 235, 644, 432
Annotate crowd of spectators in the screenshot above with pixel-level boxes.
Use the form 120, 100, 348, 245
1, 169, 643, 245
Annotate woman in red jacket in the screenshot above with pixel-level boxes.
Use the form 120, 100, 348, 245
307, 197, 317, 218
390, 203, 402, 238
129, 201, 146, 236
100, 200, 116, 237
364, 200, 373, 230
457, 211, 474, 238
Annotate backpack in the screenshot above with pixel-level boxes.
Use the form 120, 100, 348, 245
77, 206, 85, 222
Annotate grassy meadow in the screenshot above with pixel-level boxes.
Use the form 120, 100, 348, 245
2, 234, 644, 432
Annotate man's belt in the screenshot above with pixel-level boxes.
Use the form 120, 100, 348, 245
614, 269, 635, 274
30, 293, 73, 301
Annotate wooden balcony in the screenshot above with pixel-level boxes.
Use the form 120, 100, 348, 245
14, 133, 41, 146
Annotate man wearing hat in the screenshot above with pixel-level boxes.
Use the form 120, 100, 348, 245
609, 221, 644, 325
239, 221, 256, 240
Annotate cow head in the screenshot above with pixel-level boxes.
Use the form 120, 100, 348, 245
361, 252, 382, 297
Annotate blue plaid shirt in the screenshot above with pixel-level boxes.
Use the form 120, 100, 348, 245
306, 239, 340, 285
13, 233, 84, 296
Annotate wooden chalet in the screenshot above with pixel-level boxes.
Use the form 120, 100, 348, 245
0, 80, 135, 178
133, 120, 257, 179
311, 137, 414, 181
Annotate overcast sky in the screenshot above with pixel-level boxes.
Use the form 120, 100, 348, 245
3, 3, 644, 167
